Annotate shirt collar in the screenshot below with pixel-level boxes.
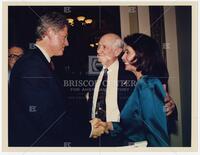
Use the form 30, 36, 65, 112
35, 44, 51, 63
103, 59, 119, 72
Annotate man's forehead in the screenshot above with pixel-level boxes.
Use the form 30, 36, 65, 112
60, 26, 68, 33
99, 36, 114, 45
100, 34, 121, 43
9, 47, 23, 54
54, 26, 68, 36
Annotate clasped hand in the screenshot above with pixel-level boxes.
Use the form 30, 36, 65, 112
90, 118, 113, 139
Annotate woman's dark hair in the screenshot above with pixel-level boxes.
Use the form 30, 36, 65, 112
124, 33, 169, 84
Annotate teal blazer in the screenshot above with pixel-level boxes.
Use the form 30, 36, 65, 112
112, 75, 169, 147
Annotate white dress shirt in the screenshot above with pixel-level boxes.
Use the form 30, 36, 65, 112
35, 44, 51, 63
92, 59, 120, 122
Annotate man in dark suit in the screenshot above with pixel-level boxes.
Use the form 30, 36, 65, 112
88, 33, 177, 146
9, 12, 105, 146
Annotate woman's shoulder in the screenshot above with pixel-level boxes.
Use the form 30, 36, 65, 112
137, 75, 161, 86
136, 75, 166, 96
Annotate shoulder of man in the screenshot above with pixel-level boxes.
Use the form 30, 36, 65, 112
11, 47, 49, 75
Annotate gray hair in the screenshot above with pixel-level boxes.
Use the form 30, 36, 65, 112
112, 38, 124, 49
35, 12, 68, 40
101, 33, 124, 49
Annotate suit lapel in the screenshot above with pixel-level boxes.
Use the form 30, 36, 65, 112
33, 46, 65, 94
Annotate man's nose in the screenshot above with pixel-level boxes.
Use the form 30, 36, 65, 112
97, 47, 102, 54
65, 39, 69, 47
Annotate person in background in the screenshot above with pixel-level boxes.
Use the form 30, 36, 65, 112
8, 46, 24, 80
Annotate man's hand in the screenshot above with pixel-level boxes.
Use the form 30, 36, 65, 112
90, 118, 107, 138
164, 93, 176, 116
106, 122, 113, 131
163, 84, 176, 116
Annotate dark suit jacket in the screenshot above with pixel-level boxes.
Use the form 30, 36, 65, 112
8, 47, 91, 146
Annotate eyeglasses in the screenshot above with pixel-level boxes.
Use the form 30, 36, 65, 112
8, 54, 23, 59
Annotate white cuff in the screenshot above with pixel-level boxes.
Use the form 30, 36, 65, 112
89, 122, 93, 138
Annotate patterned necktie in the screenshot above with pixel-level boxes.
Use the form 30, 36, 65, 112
95, 68, 108, 121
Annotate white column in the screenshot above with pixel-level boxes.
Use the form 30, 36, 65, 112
120, 6, 131, 39
137, 6, 151, 36
164, 6, 183, 146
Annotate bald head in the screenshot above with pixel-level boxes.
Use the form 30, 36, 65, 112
100, 33, 124, 49
8, 46, 24, 70
97, 33, 124, 68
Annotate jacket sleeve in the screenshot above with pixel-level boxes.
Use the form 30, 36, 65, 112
139, 85, 169, 146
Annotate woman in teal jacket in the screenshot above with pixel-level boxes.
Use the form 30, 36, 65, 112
109, 33, 169, 147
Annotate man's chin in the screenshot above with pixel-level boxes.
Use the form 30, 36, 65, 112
55, 51, 64, 56
97, 57, 103, 63
124, 66, 131, 71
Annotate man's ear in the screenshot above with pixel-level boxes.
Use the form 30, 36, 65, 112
114, 48, 123, 57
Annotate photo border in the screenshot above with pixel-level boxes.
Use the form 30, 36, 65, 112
2, 0, 198, 152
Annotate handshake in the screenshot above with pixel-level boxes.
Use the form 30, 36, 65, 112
90, 118, 113, 139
